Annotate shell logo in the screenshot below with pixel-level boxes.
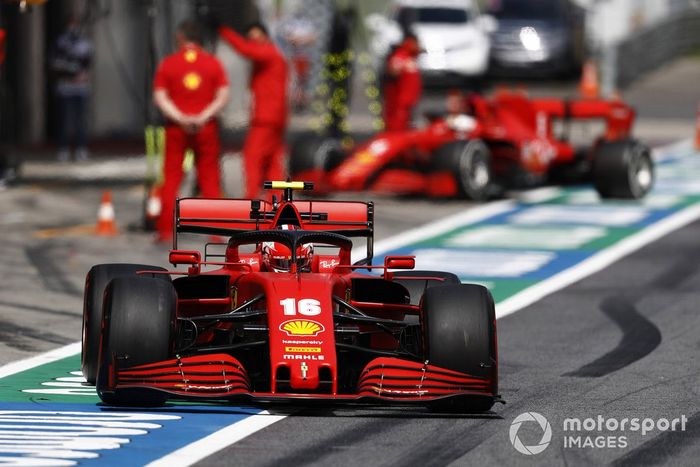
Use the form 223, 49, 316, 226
184, 49, 198, 63
279, 319, 325, 337
183, 72, 202, 90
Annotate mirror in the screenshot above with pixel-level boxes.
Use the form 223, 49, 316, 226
169, 250, 201, 266
384, 255, 415, 270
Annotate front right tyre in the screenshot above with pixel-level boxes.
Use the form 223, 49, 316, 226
433, 140, 492, 201
96, 276, 176, 406
82, 264, 168, 384
289, 133, 345, 177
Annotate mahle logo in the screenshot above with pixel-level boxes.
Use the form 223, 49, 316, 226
510, 412, 553, 455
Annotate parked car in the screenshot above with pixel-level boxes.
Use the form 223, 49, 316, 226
487, 0, 587, 77
366, 0, 495, 84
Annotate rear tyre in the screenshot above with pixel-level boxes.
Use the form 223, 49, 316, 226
592, 139, 654, 199
434, 140, 492, 201
289, 133, 345, 176
82, 264, 168, 384
96, 277, 176, 406
392, 270, 461, 306
421, 284, 497, 413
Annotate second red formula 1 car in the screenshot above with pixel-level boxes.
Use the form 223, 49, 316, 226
291, 90, 654, 200
81, 182, 500, 412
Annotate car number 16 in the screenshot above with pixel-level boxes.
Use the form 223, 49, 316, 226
280, 298, 322, 316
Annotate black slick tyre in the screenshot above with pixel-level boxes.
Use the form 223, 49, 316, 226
82, 264, 168, 384
289, 133, 344, 176
434, 140, 492, 201
421, 284, 497, 413
592, 139, 654, 199
96, 276, 176, 406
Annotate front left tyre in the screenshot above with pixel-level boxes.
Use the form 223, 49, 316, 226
592, 139, 654, 199
421, 284, 497, 413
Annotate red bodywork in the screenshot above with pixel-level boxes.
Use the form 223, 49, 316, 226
295, 91, 636, 196
99, 192, 499, 407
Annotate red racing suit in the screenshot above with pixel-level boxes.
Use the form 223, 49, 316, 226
219, 26, 289, 199
383, 46, 422, 131
153, 44, 228, 240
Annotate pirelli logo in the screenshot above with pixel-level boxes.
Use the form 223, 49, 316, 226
284, 346, 321, 353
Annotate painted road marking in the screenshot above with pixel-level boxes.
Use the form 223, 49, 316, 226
0, 350, 269, 466
0, 411, 180, 462
443, 225, 608, 249
23, 371, 95, 397
496, 202, 700, 317
565, 190, 682, 208
508, 205, 650, 226
146, 412, 287, 467
414, 249, 556, 277
1, 141, 699, 464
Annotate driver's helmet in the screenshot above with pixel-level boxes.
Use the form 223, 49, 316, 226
262, 225, 314, 272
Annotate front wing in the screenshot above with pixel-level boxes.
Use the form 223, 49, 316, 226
100, 354, 499, 405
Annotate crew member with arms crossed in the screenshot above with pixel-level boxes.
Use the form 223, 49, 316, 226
153, 19, 230, 242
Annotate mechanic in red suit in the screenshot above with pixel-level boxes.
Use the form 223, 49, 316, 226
383, 32, 422, 131
153, 20, 230, 242
219, 22, 288, 200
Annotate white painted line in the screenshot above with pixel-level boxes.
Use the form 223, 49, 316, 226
0, 343, 81, 379
145, 411, 287, 467
496, 202, 700, 318
508, 186, 562, 204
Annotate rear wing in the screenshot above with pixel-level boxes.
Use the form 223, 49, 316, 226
472, 92, 636, 142
175, 197, 375, 263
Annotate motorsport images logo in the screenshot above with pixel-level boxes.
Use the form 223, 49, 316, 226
510, 412, 689, 454
509, 412, 553, 455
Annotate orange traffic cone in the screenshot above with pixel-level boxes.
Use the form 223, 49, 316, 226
578, 59, 599, 100
95, 190, 118, 236
695, 102, 700, 151
144, 185, 162, 231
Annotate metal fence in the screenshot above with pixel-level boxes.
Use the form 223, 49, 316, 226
603, 8, 700, 94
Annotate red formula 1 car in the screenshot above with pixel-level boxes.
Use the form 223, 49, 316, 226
81, 182, 500, 412
291, 91, 654, 200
